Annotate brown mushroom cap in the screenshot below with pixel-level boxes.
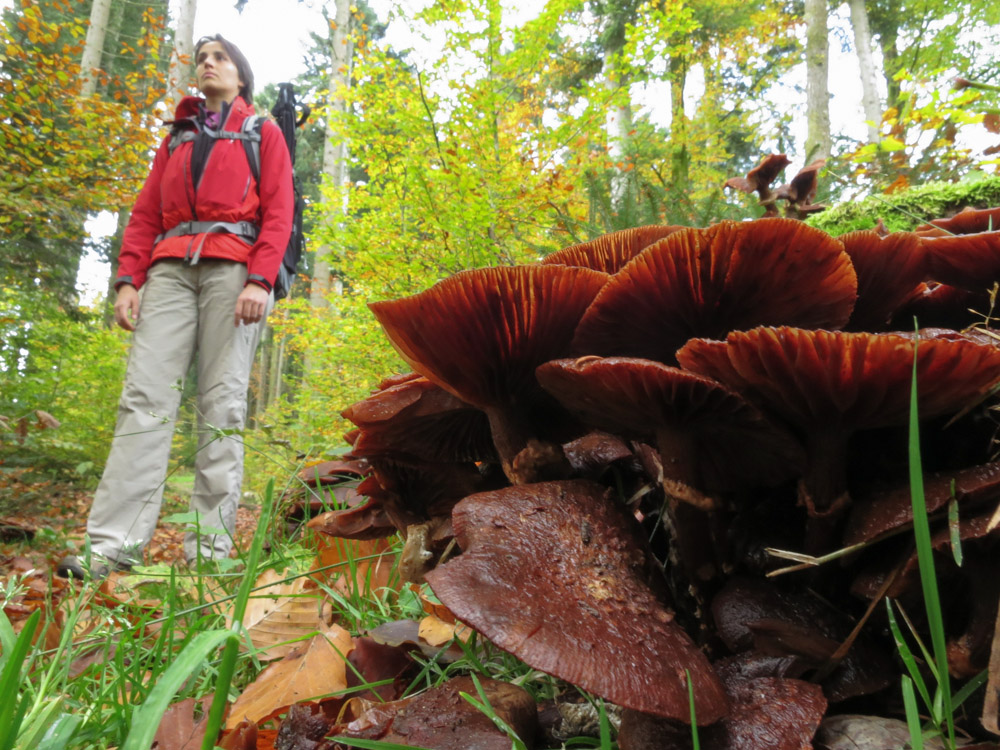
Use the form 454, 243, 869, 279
536, 357, 803, 496
840, 230, 927, 331
369, 265, 610, 481
343, 375, 496, 464
677, 327, 1000, 521
724, 153, 792, 218
923, 230, 1000, 289
542, 225, 685, 273
915, 205, 1000, 236
773, 159, 825, 207
844, 460, 1000, 546
572, 219, 857, 364
424, 479, 729, 723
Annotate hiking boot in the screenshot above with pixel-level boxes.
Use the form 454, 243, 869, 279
56, 555, 131, 580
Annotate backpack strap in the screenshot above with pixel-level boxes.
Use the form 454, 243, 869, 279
239, 114, 263, 184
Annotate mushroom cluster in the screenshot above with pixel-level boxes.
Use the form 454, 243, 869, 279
328, 198, 1000, 747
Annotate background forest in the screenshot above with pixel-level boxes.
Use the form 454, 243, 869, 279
2, 0, 1000, 494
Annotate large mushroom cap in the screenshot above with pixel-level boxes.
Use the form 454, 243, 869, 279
840, 230, 927, 331
923, 230, 1000, 289
676, 326, 1000, 431
572, 219, 857, 364
915, 205, 1000, 236
424, 480, 728, 723
536, 357, 803, 492
369, 265, 610, 481
724, 153, 791, 197
542, 225, 685, 274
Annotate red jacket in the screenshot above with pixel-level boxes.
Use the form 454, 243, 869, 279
116, 95, 293, 291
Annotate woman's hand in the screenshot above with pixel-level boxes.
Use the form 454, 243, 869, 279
234, 283, 270, 326
114, 285, 140, 331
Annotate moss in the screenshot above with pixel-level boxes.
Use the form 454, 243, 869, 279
808, 174, 1000, 236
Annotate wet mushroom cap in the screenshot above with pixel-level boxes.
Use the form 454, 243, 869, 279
542, 225, 685, 274
572, 219, 857, 363
724, 153, 791, 197
839, 230, 927, 331
425, 479, 729, 723
343, 376, 496, 464
922, 230, 1000, 289
915, 205, 1000, 236
536, 357, 803, 490
676, 326, 1000, 431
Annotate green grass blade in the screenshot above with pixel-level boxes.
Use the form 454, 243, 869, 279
201, 478, 278, 750
686, 669, 700, 750
907, 329, 955, 742
901, 675, 924, 750
0, 609, 40, 750
119, 628, 231, 750
598, 699, 612, 750
886, 600, 934, 714
34, 714, 84, 750
331, 739, 434, 750
947, 497, 963, 567
952, 669, 988, 710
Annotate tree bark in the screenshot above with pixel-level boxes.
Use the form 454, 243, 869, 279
848, 0, 882, 143
669, 53, 690, 196
603, 54, 633, 213
79, 0, 113, 97
803, 0, 831, 162
165, 0, 197, 115
310, 0, 352, 310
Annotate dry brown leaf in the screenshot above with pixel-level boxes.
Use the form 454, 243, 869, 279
417, 613, 472, 647
410, 583, 456, 622
234, 569, 327, 661
151, 696, 211, 750
226, 624, 354, 730
309, 536, 396, 597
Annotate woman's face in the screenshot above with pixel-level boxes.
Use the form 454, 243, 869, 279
196, 41, 243, 103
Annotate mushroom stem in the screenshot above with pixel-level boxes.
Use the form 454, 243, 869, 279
655, 427, 717, 511
799, 430, 852, 554
486, 407, 568, 485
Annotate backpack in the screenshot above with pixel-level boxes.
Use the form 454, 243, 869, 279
165, 84, 310, 300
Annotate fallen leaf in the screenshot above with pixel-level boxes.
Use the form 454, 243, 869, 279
236, 569, 327, 661
151, 696, 211, 750
309, 536, 396, 599
418, 613, 472, 647
227, 625, 354, 729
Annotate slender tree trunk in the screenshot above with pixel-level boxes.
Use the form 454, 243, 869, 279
165, 0, 196, 115
79, 0, 112, 97
848, 0, 882, 143
603, 54, 633, 214
804, 0, 831, 162
103, 208, 129, 327
310, 0, 352, 310
669, 53, 690, 196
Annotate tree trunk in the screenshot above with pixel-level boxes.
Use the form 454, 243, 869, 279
165, 0, 197, 115
79, 0, 113, 97
669, 53, 690, 197
848, 0, 882, 143
103, 208, 130, 327
803, 0, 831, 162
310, 0, 352, 310
603, 54, 633, 214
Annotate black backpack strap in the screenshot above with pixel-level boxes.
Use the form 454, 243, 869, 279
238, 115, 263, 184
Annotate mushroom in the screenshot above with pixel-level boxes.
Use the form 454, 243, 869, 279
572, 219, 857, 364
342, 375, 496, 464
369, 265, 610, 483
536, 357, 803, 509
915, 205, 1000, 237
542, 225, 685, 273
770, 159, 826, 219
839, 230, 927, 331
723, 152, 792, 217
923, 229, 1000, 290
424, 479, 729, 724
677, 327, 1000, 547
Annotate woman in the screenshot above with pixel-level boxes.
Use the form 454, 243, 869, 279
58, 35, 293, 579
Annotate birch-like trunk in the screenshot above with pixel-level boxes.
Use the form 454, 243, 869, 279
165, 0, 197, 116
310, 0, 352, 309
804, 0, 831, 162
79, 0, 112, 97
603, 54, 633, 213
848, 0, 882, 143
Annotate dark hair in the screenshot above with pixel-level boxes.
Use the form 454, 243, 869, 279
194, 34, 254, 105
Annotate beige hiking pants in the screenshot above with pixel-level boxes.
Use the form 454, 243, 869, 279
87, 260, 271, 565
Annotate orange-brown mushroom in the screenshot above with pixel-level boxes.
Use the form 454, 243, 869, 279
572, 219, 857, 364
369, 265, 610, 483
542, 225, 685, 273
424, 480, 729, 724
923, 229, 1000, 290
723, 152, 791, 217
771, 159, 826, 219
536, 357, 803, 508
677, 327, 1000, 543
915, 205, 1000, 237
840, 230, 927, 331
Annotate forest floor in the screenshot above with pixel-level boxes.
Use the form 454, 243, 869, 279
0, 465, 261, 580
